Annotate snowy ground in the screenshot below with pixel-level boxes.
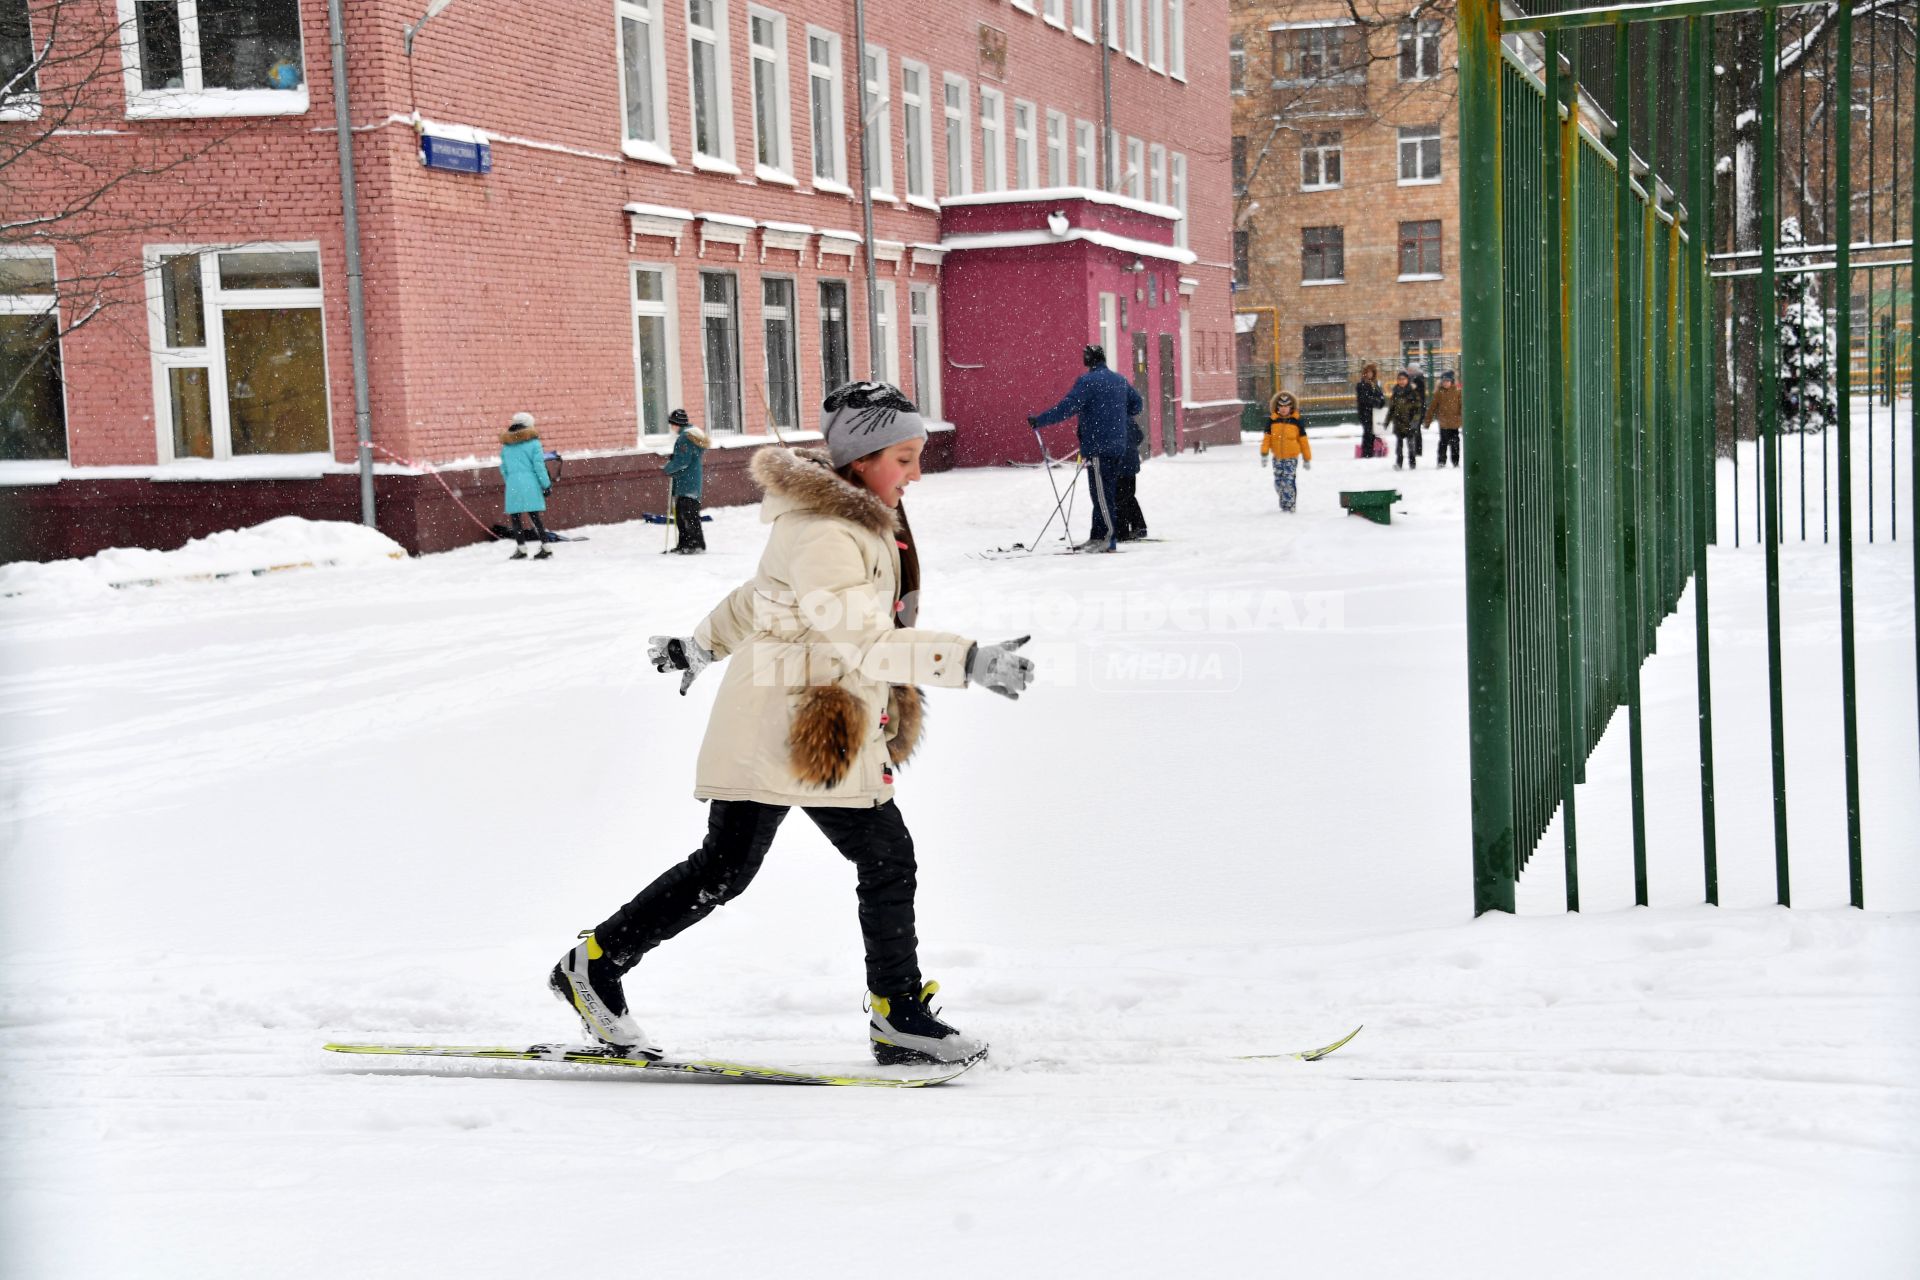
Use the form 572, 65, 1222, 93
2, 418, 1916, 1277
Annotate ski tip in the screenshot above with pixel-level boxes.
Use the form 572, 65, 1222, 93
1233, 1024, 1364, 1063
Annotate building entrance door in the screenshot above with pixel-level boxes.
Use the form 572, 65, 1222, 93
1131, 331, 1151, 454
1158, 333, 1179, 455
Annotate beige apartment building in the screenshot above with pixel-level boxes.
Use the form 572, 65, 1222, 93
1229, 1, 1460, 425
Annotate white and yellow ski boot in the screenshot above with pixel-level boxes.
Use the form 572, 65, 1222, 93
548, 934, 662, 1059
868, 980, 987, 1066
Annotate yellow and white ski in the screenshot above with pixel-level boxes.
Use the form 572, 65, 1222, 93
1234, 1025, 1364, 1062
323, 1041, 984, 1087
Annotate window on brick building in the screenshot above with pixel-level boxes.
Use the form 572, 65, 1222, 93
979, 87, 1005, 192
688, 0, 734, 167
1399, 20, 1443, 82
901, 60, 932, 201
1302, 324, 1348, 384
762, 276, 800, 431
1149, 143, 1166, 206
1229, 34, 1245, 94
1399, 219, 1442, 278
699, 270, 742, 432
807, 28, 847, 188
1044, 0, 1065, 27
1231, 135, 1247, 196
873, 280, 898, 384
1013, 99, 1036, 190
1232, 230, 1250, 289
632, 266, 679, 438
1124, 0, 1142, 61
862, 44, 894, 198
909, 284, 941, 420
819, 279, 851, 392
1046, 109, 1068, 188
618, 1, 670, 161
1302, 225, 1344, 283
1171, 151, 1188, 249
1125, 136, 1143, 199
747, 8, 790, 178
1301, 131, 1342, 191
943, 75, 971, 197
1399, 124, 1442, 184
1400, 319, 1442, 370
0, 250, 65, 460
1275, 23, 1363, 83
3, 0, 40, 112
1147, 0, 1164, 71
1010, 0, 1034, 14
1075, 119, 1096, 188
118, 0, 306, 116
1167, 0, 1184, 78
146, 245, 329, 461
1104, 0, 1121, 51
1072, 0, 1093, 42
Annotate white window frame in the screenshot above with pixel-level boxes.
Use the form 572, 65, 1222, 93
1303, 132, 1344, 191
979, 86, 1006, 192
1399, 19, 1443, 83
806, 27, 849, 192
1043, 0, 1066, 30
1045, 109, 1069, 188
699, 268, 744, 433
631, 262, 682, 439
1148, 142, 1166, 206
1229, 33, 1245, 94
760, 273, 804, 432
1125, 0, 1143, 61
1105, 0, 1121, 51
901, 59, 934, 206
616, 0, 673, 163
862, 43, 895, 201
747, 6, 792, 182
0, 247, 67, 459
908, 283, 942, 421
1072, 0, 1094, 42
686, 0, 737, 172
1125, 136, 1144, 198
1147, 0, 1164, 71
873, 279, 898, 385
113, 0, 311, 120
1010, 0, 1036, 13
1167, 0, 1185, 79
1074, 119, 1096, 188
942, 74, 972, 197
1398, 124, 1443, 186
1012, 98, 1036, 190
1170, 151, 1188, 249
143, 242, 333, 463
1098, 291, 1118, 362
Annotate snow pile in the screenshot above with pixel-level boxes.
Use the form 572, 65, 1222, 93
0, 516, 406, 597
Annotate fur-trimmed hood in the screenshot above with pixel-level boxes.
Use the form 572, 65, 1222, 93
500, 424, 540, 446
678, 425, 710, 449
748, 445, 898, 536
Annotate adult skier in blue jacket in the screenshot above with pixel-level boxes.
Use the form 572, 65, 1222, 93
1029, 344, 1143, 552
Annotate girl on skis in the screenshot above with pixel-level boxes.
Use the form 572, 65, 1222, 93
550, 381, 1035, 1066
1261, 390, 1312, 513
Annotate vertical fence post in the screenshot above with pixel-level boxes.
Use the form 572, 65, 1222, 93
1461, 0, 1515, 916
1834, 0, 1864, 907
1689, 14, 1720, 904
1613, 21, 1650, 907
1547, 31, 1582, 913
1759, 0, 1792, 906
1911, 1, 1920, 777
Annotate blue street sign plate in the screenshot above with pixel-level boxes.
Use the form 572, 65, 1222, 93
420, 135, 492, 174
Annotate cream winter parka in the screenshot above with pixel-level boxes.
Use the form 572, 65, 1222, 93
689, 446, 974, 808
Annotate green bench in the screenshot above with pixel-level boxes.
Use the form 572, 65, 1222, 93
1339, 489, 1402, 526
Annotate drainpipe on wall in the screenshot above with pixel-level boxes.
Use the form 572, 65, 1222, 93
852, 0, 882, 380
327, 0, 376, 529
1098, 1, 1113, 191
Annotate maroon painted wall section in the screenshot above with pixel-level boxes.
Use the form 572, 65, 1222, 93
0, 438, 958, 563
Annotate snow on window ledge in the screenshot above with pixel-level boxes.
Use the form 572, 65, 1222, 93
905, 195, 941, 213
691, 154, 742, 176
812, 176, 855, 197
1300, 277, 1345, 287
124, 87, 310, 120
756, 164, 799, 186
0, 96, 41, 121
622, 139, 677, 167
1397, 273, 1445, 283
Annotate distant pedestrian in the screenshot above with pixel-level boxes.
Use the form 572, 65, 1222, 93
1429, 371, 1463, 469
663, 408, 710, 553
1261, 390, 1312, 513
499, 411, 554, 559
1387, 372, 1424, 471
1113, 417, 1150, 541
1029, 343, 1143, 552
1355, 364, 1387, 458
1405, 367, 1429, 461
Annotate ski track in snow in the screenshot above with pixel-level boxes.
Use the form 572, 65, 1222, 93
2, 423, 1916, 1278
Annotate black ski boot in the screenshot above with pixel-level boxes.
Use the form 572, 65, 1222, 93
868, 980, 987, 1066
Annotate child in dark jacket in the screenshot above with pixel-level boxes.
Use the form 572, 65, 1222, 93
662, 408, 710, 553
1387, 374, 1424, 470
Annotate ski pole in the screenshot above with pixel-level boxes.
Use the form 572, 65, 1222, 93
1030, 421, 1082, 551
1025, 453, 1087, 553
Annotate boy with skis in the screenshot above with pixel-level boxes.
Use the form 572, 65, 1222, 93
662, 407, 709, 553
1261, 390, 1312, 513
551, 381, 1035, 1066
498, 411, 554, 559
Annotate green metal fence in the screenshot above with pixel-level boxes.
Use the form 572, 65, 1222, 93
1460, 0, 1916, 914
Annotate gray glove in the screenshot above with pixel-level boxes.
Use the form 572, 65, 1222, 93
648, 635, 713, 696
966, 636, 1034, 701
1304, 459, 1312, 470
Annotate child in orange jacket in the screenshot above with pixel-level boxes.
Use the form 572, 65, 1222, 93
1261, 391, 1313, 513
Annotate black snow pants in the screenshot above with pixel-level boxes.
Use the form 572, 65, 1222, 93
674, 495, 706, 550
590, 799, 922, 997
509, 512, 550, 544
1437, 428, 1460, 467
1114, 474, 1147, 539
1084, 455, 1126, 547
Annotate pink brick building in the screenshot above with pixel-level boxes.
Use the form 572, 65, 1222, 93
0, 0, 1238, 558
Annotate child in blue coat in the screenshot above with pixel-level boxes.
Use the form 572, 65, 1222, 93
499, 412, 554, 559
662, 408, 709, 553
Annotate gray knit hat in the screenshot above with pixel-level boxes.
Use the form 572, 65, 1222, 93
820, 381, 926, 468
509, 411, 536, 429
